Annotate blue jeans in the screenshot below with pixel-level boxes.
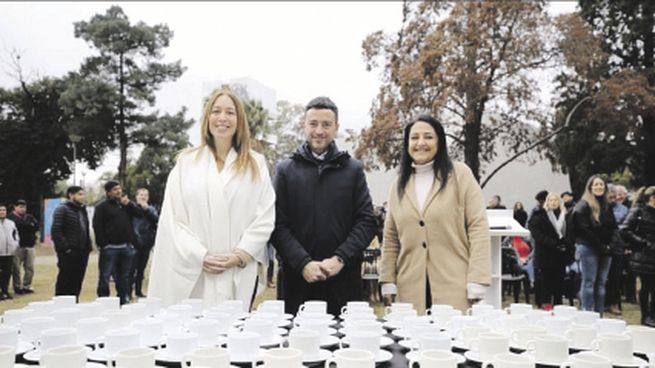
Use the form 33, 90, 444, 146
97, 246, 136, 305
576, 244, 611, 314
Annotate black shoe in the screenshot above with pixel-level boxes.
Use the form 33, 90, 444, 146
135, 292, 147, 298
0, 294, 7, 301
3, 293, 13, 300
642, 317, 655, 327
22, 288, 34, 294
13, 288, 24, 295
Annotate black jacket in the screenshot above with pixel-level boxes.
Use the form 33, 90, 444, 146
8, 212, 39, 248
570, 198, 617, 252
92, 198, 141, 249
620, 205, 655, 275
51, 200, 91, 254
271, 142, 376, 314
528, 208, 570, 269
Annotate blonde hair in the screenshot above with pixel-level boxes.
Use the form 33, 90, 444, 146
190, 88, 258, 180
543, 192, 566, 213
581, 174, 608, 222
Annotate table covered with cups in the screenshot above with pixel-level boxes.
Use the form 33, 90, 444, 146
1, 296, 655, 368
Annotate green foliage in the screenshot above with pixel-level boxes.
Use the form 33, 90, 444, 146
125, 109, 194, 207
71, 5, 185, 183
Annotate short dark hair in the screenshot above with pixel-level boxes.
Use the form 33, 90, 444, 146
561, 191, 573, 198
535, 190, 548, 202
104, 180, 121, 193
15, 199, 27, 206
305, 96, 338, 122
66, 186, 84, 197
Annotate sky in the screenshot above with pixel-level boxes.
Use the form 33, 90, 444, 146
0, 1, 578, 186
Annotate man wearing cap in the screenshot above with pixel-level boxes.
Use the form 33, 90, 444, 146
8, 199, 39, 295
271, 96, 376, 315
0, 204, 19, 300
93, 181, 141, 305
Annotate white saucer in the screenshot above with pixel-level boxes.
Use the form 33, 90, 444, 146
391, 328, 415, 339
155, 347, 196, 363
520, 351, 568, 366
25, 346, 93, 362
410, 350, 465, 363
568, 344, 593, 351
338, 328, 387, 336
30, 364, 106, 368
326, 327, 337, 335
592, 354, 648, 368
276, 327, 288, 336
260, 334, 285, 347
375, 349, 394, 363
16, 341, 34, 355
341, 336, 394, 348
303, 349, 333, 363
88, 347, 117, 362
283, 313, 293, 320
320, 335, 340, 347
399, 339, 419, 350
382, 321, 404, 330
277, 319, 292, 328
198, 335, 228, 347
229, 349, 266, 363
452, 339, 469, 351
464, 350, 488, 364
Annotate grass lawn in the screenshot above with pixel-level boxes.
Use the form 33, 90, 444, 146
0, 244, 643, 326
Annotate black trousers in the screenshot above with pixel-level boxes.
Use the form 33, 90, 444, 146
0, 256, 13, 294
638, 273, 655, 322
129, 246, 152, 296
605, 254, 623, 307
55, 250, 90, 300
538, 266, 564, 306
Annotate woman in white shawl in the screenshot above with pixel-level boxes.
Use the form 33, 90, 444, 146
148, 89, 275, 310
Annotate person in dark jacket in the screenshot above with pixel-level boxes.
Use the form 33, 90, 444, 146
8, 199, 39, 294
571, 175, 617, 314
93, 180, 140, 305
620, 186, 655, 326
52, 186, 92, 300
128, 188, 158, 298
528, 192, 570, 309
271, 96, 376, 316
513, 202, 528, 228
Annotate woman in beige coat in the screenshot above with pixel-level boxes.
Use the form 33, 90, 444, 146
379, 115, 490, 313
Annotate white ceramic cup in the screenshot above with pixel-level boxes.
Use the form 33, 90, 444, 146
103, 328, 141, 356
294, 318, 330, 339
492, 315, 527, 334
553, 305, 577, 318
385, 309, 417, 322
565, 324, 597, 349
445, 315, 481, 336
20, 316, 56, 344
260, 300, 285, 315
40, 345, 88, 368
181, 298, 204, 317
340, 330, 380, 358
504, 303, 533, 316
262, 347, 303, 368
122, 303, 148, 320
75, 317, 109, 345
49, 307, 82, 328
39, 327, 78, 353
52, 295, 77, 308
560, 352, 612, 368
137, 297, 163, 317
409, 349, 460, 368
167, 304, 194, 324
166, 332, 199, 358
108, 347, 156, 368
470, 332, 510, 360
188, 318, 220, 347
544, 316, 573, 336
413, 332, 451, 352
324, 348, 374, 368
430, 308, 462, 326
482, 310, 509, 325
132, 318, 164, 347
1, 308, 34, 327
625, 325, 655, 354
95, 297, 120, 311
28, 301, 56, 316
591, 333, 633, 365
183, 347, 230, 368
0, 326, 19, 348
573, 311, 600, 326
77, 302, 104, 319
467, 303, 495, 316
0, 345, 15, 368
222, 300, 245, 313
102, 309, 133, 328
208, 305, 239, 322
288, 328, 321, 360
482, 352, 535, 368
227, 331, 260, 361
340, 301, 370, 316
456, 325, 491, 348
158, 312, 182, 335
343, 319, 384, 336
525, 310, 553, 325
384, 302, 414, 315
341, 311, 377, 324
593, 319, 626, 335
242, 319, 275, 343
299, 300, 328, 314
202, 311, 232, 335
510, 326, 548, 348
526, 334, 569, 364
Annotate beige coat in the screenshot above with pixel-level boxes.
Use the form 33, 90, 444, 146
379, 162, 490, 313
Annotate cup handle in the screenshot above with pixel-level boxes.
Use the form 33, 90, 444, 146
106, 359, 116, 368
409, 359, 420, 367
340, 306, 348, 315
564, 330, 572, 341
481, 360, 494, 368
525, 340, 536, 353
325, 357, 336, 368
590, 339, 600, 351
412, 339, 421, 352
466, 308, 473, 316
299, 305, 306, 312
426, 309, 432, 316
339, 338, 345, 349
510, 331, 519, 344
560, 362, 573, 368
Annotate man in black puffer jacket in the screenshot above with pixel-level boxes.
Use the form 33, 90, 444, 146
620, 186, 655, 326
52, 186, 91, 300
271, 96, 376, 316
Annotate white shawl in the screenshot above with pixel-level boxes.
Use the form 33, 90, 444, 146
147, 146, 275, 310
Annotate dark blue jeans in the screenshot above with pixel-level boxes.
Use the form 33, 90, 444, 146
577, 243, 611, 314
97, 245, 136, 305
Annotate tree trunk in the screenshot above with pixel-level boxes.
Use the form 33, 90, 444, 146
118, 52, 127, 184
463, 115, 481, 182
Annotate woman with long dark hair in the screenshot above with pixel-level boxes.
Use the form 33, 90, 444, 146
379, 114, 490, 313
571, 175, 617, 313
